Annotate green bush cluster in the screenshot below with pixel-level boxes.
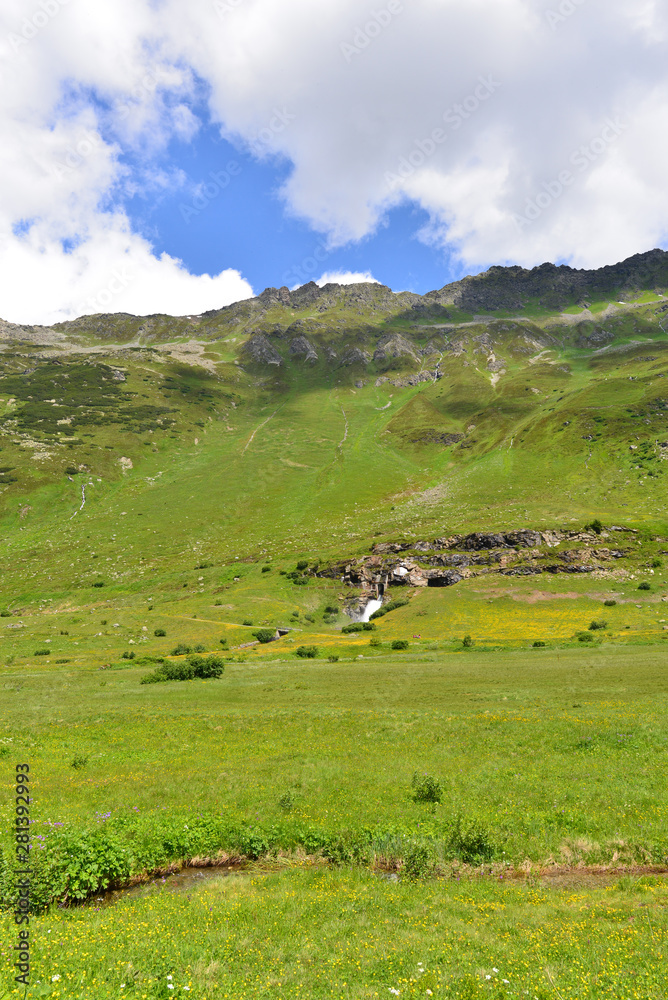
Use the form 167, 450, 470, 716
342, 622, 376, 634
392, 640, 409, 651
638, 581, 652, 591
253, 629, 276, 644
588, 620, 608, 631
369, 597, 409, 620
411, 773, 442, 804
140, 655, 225, 684
295, 645, 318, 658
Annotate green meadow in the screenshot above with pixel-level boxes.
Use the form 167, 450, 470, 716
1, 646, 668, 997
2, 271, 668, 996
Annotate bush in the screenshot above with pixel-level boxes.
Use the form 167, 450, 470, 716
171, 643, 191, 656
278, 792, 294, 812
92, 581, 105, 588
293, 577, 308, 586
652, 558, 662, 568
327, 655, 339, 663
533, 641, 547, 648
295, 645, 318, 658
305, 614, 315, 623
369, 598, 409, 621
412, 772, 442, 803
342, 622, 376, 634
141, 655, 224, 684
638, 582, 651, 591
242, 618, 253, 626
603, 599, 617, 607
35, 649, 50, 656
154, 628, 166, 637
193, 643, 206, 652
447, 818, 495, 863
121, 651, 135, 660
586, 518, 603, 535
296, 560, 309, 571
369, 637, 382, 647
576, 631, 595, 643
0, 611, 11, 617
253, 629, 276, 644
261, 565, 272, 573
71, 755, 88, 770
402, 842, 435, 881
219, 638, 228, 647
588, 620, 607, 631
392, 640, 409, 651
462, 635, 474, 648
324, 604, 339, 615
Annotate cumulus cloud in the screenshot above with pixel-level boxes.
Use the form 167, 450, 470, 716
172, 0, 668, 265
315, 270, 380, 287
0, 0, 667, 324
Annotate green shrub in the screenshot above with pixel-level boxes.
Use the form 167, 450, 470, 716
253, 629, 276, 644
447, 818, 495, 863
462, 635, 474, 648
342, 622, 376, 634
369, 598, 409, 620
242, 618, 253, 626
92, 581, 105, 588
588, 620, 607, 631
219, 638, 228, 647
140, 655, 224, 684
327, 655, 339, 663
193, 643, 206, 652
305, 614, 315, 623
71, 755, 88, 770
296, 560, 309, 571
0, 611, 11, 618
533, 641, 547, 648
411, 772, 442, 803
171, 643, 191, 656
35, 649, 50, 656
604, 599, 617, 607
324, 604, 339, 615
293, 577, 308, 586
262, 565, 272, 573
278, 792, 294, 812
295, 645, 318, 658
154, 628, 166, 637
121, 651, 135, 660
576, 631, 595, 643
402, 842, 435, 881
586, 518, 603, 534
369, 637, 382, 647
652, 558, 662, 568
638, 582, 651, 591
392, 639, 409, 651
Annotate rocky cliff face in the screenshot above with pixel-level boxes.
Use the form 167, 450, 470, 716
317, 527, 640, 600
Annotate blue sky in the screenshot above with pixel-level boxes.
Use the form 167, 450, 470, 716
0, 0, 666, 324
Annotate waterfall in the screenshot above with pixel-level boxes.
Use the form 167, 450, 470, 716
361, 598, 383, 622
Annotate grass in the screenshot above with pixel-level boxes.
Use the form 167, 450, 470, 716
2, 283, 668, 995
1, 647, 668, 996
0, 868, 666, 998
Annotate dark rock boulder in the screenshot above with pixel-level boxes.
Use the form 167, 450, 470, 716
242, 334, 283, 366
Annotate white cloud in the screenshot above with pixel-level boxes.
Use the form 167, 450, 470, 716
315, 270, 380, 287
0, 0, 667, 325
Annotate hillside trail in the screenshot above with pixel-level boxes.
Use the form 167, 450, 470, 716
242, 405, 283, 454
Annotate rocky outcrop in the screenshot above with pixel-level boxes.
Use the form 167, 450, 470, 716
289, 335, 318, 362
373, 333, 420, 363
242, 334, 283, 366
340, 348, 371, 367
